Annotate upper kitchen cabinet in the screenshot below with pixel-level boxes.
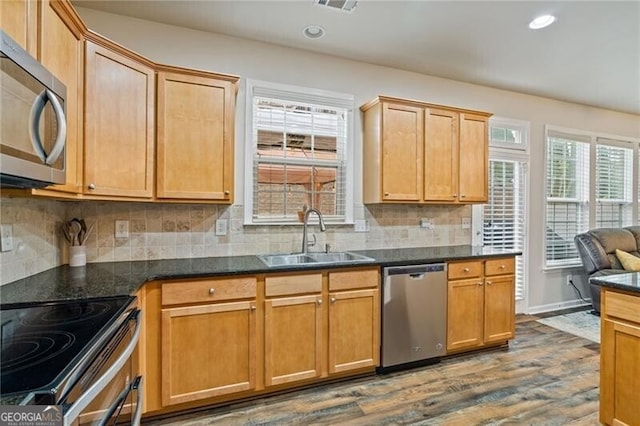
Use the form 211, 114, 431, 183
361, 96, 491, 204
83, 35, 155, 199
37, 0, 85, 195
156, 68, 239, 202
0, 0, 38, 56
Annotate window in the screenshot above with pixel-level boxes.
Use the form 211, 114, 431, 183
480, 117, 529, 307
544, 126, 639, 267
245, 80, 354, 225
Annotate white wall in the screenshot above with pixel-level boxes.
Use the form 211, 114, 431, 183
76, 8, 640, 312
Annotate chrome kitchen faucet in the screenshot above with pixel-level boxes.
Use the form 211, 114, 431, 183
301, 208, 326, 254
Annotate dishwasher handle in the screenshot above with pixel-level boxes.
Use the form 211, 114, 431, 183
384, 263, 446, 276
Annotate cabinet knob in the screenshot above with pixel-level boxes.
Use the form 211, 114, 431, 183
88, 183, 96, 190
317, 299, 322, 305
486, 281, 492, 285
251, 305, 256, 311
463, 267, 470, 272
477, 281, 483, 286
452, 194, 457, 198
499, 265, 506, 269
208, 288, 215, 295
460, 194, 466, 198
330, 297, 336, 303
384, 192, 390, 197
224, 190, 230, 195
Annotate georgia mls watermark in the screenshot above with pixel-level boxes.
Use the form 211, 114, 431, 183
0, 406, 62, 426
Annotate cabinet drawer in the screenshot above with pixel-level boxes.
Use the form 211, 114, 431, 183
604, 290, 640, 323
329, 268, 379, 291
448, 261, 482, 280
485, 257, 515, 276
162, 277, 257, 305
265, 273, 322, 297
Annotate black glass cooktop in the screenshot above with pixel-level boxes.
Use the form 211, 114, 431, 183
0, 296, 133, 398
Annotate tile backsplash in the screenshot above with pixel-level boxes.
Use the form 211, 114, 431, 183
0, 196, 472, 285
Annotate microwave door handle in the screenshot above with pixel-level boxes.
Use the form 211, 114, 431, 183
44, 90, 66, 165
63, 310, 142, 425
29, 89, 49, 163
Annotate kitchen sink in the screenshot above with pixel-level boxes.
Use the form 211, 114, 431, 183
258, 251, 374, 267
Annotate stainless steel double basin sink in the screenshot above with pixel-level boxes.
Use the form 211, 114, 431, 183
258, 251, 375, 267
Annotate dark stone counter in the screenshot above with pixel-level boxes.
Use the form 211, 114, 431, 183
0, 245, 521, 305
590, 273, 640, 294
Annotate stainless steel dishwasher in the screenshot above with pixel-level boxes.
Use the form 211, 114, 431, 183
380, 263, 447, 371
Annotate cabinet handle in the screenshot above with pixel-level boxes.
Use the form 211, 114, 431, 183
224, 190, 230, 195
330, 297, 336, 303
208, 288, 215, 295
317, 299, 322, 305
477, 281, 483, 286
499, 265, 506, 269
486, 281, 492, 285
463, 267, 470, 272
88, 183, 96, 190
251, 305, 256, 311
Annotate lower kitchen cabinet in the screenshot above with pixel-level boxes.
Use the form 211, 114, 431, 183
329, 288, 379, 373
160, 277, 257, 406
600, 289, 640, 426
264, 274, 323, 386
447, 257, 515, 353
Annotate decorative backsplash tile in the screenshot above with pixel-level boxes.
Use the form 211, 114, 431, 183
0, 196, 472, 285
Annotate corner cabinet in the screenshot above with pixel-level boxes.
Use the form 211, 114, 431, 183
362, 96, 491, 204
84, 37, 155, 199
446, 257, 515, 353
156, 68, 238, 202
600, 289, 640, 426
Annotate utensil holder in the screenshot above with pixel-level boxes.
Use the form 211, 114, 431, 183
69, 245, 87, 267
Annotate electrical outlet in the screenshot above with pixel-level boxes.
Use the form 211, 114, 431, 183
354, 220, 369, 232
115, 220, 129, 239
420, 218, 434, 229
0, 225, 14, 252
566, 274, 573, 286
215, 219, 228, 236
461, 217, 471, 229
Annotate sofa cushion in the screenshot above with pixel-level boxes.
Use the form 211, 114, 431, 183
616, 249, 640, 271
590, 228, 639, 270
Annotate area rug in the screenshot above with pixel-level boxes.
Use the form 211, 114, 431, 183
536, 310, 601, 343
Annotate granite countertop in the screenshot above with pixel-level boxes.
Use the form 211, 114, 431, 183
0, 245, 521, 305
590, 273, 640, 294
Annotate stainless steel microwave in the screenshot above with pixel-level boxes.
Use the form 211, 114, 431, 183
1, 29, 67, 188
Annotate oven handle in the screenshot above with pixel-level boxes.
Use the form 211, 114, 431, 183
63, 309, 141, 425
97, 375, 143, 426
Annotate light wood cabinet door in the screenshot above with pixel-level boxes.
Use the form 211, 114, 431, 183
447, 278, 484, 351
84, 40, 155, 198
424, 107, 458, 202
0, 0, 37, 56
328, 288, 380, 373
458, 112, 488, 202
156, 71, 237, 201
483, 275, 515, 343
264, 295, 323, 386
161, 300, 257, 406
380, 102, 423, 202
39, 0, 84, 194
600, 318, 640, 426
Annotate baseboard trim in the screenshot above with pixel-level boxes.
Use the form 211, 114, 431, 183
527, 299, 592, 315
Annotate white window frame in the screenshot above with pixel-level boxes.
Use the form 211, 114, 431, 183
543, 125, 640, 269
473, 117, 530, 313
244, 79, 355, 225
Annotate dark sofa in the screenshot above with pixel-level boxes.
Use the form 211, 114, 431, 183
574, 226, 640, 314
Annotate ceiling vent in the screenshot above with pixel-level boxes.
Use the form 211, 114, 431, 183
314, 0, 358, 12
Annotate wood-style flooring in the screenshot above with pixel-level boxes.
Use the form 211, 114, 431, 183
144, 310, 600, 425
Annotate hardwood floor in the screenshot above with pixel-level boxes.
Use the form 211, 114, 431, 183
144, 311, 600, 425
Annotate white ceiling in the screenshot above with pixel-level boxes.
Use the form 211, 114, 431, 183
73, 0, 640, 114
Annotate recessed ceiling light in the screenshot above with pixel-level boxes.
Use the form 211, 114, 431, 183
303, 25, 325, 39
529, 14, 556, 30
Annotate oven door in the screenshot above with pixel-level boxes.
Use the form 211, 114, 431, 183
62, 309, 142, 426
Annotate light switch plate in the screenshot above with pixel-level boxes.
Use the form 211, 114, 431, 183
115, 220, 129, 239
420, 218, 434, 229
0, 225, 14, 252
215, 219, 228, 236
354, 220, 369, 232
